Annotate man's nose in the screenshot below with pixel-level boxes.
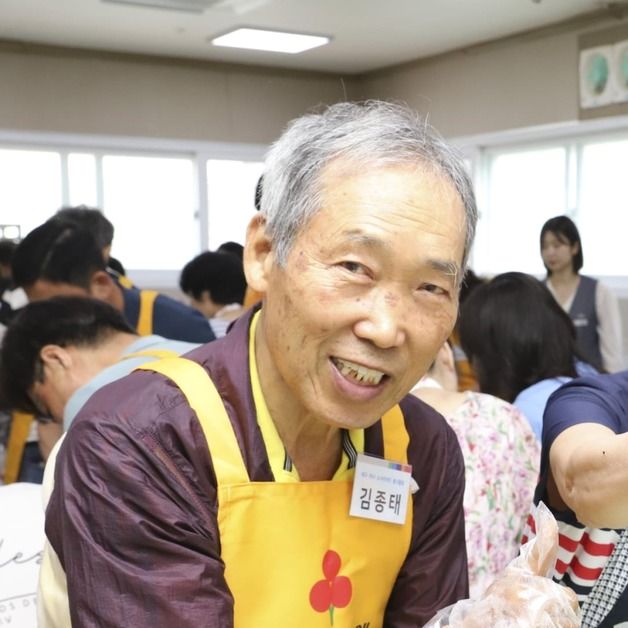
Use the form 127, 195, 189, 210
353, 289, 407, 349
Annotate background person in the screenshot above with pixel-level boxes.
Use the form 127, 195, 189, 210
0, 295, 200, 628
55, 205, 128, 281
525, 370, 628, 626
11, 219, 216, 343
0, 238, 26, 329
449, 268, 486, 392
540, 215, 623, 373
216, 241, 244, 261
412, 342, 540, 598
179, 250, 247, 337
459, 271, 595, 441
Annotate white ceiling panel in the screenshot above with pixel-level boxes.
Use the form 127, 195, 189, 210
0, 0, 614, 74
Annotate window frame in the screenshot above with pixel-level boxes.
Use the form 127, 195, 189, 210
454, 114, 628, 297
0, 128, 267, 288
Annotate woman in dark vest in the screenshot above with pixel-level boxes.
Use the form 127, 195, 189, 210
540, 215, 623, 373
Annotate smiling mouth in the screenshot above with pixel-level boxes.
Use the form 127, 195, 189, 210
331, 357, 386, 386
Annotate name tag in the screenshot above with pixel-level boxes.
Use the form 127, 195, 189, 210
349, 453, 414, 525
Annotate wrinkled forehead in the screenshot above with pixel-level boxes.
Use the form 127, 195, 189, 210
293, 161, 466, 268
316, 158, 466, 225
320, 155, 444, 184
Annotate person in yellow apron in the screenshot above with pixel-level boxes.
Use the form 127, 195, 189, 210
11, 219, 216, 343
44, 101, 477, 627
0, 296, 201, 627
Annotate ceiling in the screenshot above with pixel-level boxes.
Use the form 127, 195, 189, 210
0, 0, 619, 74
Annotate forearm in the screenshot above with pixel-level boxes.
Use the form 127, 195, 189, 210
557, 429, 628, 528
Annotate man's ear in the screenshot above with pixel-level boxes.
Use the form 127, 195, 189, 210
244, 214, 274, 294
88, 270, 116, 302
39, 344, 72, 371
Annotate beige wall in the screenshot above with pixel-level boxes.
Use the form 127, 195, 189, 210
0, 42, 357, 144
357, 16, 628, 138
2, 15, 628, 144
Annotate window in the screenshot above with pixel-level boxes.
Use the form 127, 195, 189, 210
68, 153, 98, 207
578, 138, 628, 277
206, 159, 264, 250
0, 136, 266, 284
474, 146, 567, 276
103, 154, 197, 271
471, 131, 628, 280
0, 148, 62, 238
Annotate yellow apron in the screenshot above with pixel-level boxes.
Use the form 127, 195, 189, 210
143, 355, 413, 626
3, 410, 35, 484
116, 274, 135, 290
136, 289, 158, 336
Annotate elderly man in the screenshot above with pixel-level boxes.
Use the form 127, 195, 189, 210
46, 101, 477, 627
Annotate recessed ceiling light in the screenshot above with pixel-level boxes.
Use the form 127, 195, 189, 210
211, 28, 330, 54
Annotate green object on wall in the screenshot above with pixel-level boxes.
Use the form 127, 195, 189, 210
586, 53, 609, 95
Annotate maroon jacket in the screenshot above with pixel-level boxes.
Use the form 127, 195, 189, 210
46, 309, 468, 627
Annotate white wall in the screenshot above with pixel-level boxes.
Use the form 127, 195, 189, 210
357, 16, 628, 137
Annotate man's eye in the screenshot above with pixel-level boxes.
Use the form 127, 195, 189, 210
420, 283, 447, 296
339, 261, 366, 274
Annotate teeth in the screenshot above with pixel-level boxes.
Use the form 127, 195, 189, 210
334, 358, 385, 386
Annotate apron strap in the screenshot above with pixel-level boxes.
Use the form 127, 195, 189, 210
381, 404, 409, 464
136, 290, 158, 336
137, 357, 250, 485
4, 411, 35, 484
116, 274, 135, 290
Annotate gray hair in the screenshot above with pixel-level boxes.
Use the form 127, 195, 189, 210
261, 100, 477, 273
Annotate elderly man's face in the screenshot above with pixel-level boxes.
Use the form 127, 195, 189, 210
255, 162, 466, 431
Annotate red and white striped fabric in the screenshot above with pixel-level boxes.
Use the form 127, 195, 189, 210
522, 512, 620, 602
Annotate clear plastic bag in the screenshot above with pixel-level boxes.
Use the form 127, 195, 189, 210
425, 502, 581, 627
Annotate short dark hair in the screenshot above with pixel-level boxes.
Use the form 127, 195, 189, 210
459, 271, 578, 402
107, 256, 126, 277
12, 220, 106, 290
458, 268, 485, 305
540, 215, 583, 274
0, 296, 134, 413
179, 251, 246, 305
0, 239, 17, 267
216, 241, 244, 261
56, 206, 115, 250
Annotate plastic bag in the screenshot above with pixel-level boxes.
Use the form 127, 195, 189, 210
425, 502, 581, 627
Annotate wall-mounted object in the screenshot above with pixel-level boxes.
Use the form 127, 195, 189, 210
578, 24, 628, 120
612, 40, 628, 102
580, 45, 615, 108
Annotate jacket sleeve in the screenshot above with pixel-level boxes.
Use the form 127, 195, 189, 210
384, 409, 468, 627
45, 396, 233, 628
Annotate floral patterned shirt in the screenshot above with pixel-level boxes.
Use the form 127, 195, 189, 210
446, 392, 541, 599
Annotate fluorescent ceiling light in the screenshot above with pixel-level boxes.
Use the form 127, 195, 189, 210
211, 28, 329, 54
